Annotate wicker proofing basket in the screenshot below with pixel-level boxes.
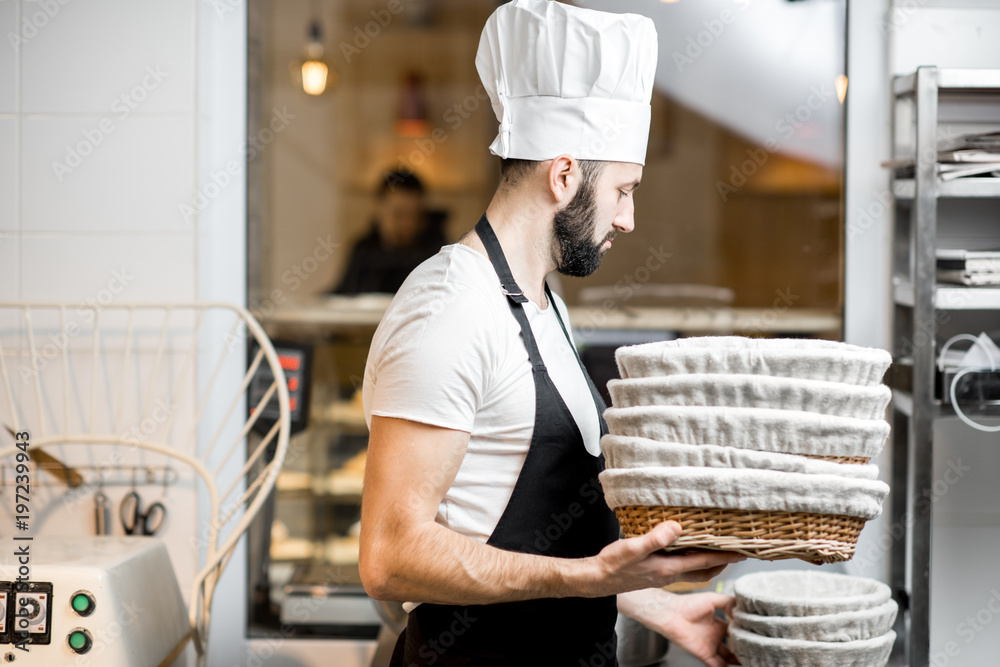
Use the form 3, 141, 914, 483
728, 626, 895, 667
614, 505, 866, 564
731, 600, 898, 642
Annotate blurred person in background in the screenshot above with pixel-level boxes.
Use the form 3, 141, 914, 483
331, 169, 447, 295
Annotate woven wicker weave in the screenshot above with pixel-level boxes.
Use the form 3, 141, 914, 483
801, 453, 870, 465
614, 505, 865, 564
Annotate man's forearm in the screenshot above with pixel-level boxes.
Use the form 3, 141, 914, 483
364, 519, 600, 605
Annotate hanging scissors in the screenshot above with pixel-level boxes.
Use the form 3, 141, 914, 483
119, 490, 167, 536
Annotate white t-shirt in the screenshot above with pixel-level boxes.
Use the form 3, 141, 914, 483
363, 243, 603, 544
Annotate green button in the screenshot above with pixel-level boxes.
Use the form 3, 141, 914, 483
69, 632, 88, 651
72, 594, 91, 613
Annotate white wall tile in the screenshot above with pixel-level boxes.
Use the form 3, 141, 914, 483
20, 0, 195, 114
22, 115, 195, 233
0, 236, 20, 345
0, 1, 16, 113
0, 234, 17, 299
20, 233, 194, 303
0, 118, 15, 231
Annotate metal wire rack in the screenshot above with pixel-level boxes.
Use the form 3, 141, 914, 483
0, 302, 290, 667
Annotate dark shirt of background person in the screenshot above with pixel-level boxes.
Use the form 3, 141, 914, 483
332, 170, 448, 295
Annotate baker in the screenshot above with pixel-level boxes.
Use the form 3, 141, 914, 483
360, 1, 743, 664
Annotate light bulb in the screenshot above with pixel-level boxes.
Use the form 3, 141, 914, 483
302, 60, 328, 96
836, 75, 848, 104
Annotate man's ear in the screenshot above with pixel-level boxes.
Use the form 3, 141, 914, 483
547, 154, 580, 206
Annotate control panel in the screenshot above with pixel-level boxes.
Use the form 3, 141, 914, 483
8, 582, 53, 647
0, 583, 102, 655
248, 339, 313, 435
0, 537, 188, 665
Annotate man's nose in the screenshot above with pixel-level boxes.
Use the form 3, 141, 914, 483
614, 200, 635, 234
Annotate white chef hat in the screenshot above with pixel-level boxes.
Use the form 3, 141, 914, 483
476, 0, 658, 166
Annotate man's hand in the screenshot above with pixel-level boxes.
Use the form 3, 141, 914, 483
618, 587, 740, 667
581, 521, 745, 598
361, 415, 744, 605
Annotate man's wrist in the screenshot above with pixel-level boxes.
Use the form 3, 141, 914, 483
554, 554, 603, 599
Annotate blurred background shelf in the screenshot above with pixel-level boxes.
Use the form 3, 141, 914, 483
893, 178, 1000, 199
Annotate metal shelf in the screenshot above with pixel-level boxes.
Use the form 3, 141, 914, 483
888, 65, 1000, 667
893, 178, 1000, 199
894, 68, 1000, 96
893, 280, 1000, 310
891, 390, 1000, 419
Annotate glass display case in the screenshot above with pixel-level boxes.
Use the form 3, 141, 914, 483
247, 308, 386, 641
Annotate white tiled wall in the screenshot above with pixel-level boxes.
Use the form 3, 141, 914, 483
21, 115, 196, 234
0, 117, 15, 231
1, 0, 248, 663
5, 0, 205, 304
19, 0, 195, 115
19, 233, 196, 302
0, 233, 16, 299
0, 1, 15, 114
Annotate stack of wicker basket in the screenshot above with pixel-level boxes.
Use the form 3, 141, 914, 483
728, 570, 898, 667
599, 337, 893, 564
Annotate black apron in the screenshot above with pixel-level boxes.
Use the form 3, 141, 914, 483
389, 215, 621, 666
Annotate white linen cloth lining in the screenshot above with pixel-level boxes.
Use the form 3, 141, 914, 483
731, 601, 898, 643
601, 435, 880, 480
599, 467, 889, 520
615, 336, 892, 387
728, 626, 895, 667
607, 374, 891, 420
603, 405, 890, 458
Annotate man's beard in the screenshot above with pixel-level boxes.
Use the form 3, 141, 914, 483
552, 178, 613, 278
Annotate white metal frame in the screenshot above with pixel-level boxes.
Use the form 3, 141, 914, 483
0, 302, 291, 667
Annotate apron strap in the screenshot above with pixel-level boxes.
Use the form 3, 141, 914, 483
475, 215, 547, 372
475, 214, 608, 434
546, 282, 609, 436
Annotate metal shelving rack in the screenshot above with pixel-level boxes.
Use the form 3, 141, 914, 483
888, 66, 1000, 667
